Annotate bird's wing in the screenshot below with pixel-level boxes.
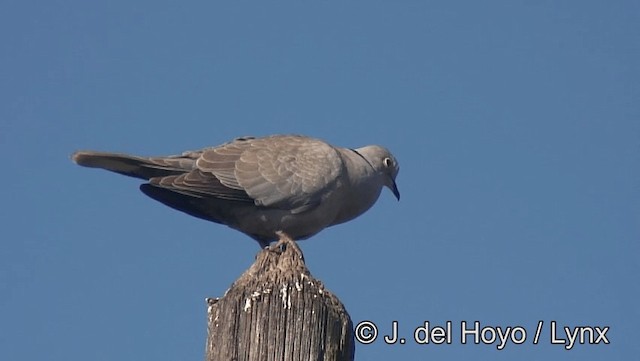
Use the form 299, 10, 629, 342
151, 135, 344, 212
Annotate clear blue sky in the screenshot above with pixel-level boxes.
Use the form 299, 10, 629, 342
1, 1, 638, 360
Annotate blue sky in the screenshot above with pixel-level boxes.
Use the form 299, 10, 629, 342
1, 1, 638, 360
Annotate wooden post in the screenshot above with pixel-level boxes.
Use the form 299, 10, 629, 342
205, 236, 355, 361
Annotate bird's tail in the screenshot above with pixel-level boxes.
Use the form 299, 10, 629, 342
72, 151, 191, 180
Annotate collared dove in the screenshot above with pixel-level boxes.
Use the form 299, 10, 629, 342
72, 134, 400, 247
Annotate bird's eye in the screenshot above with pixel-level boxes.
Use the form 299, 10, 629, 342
383, 157, 392, 168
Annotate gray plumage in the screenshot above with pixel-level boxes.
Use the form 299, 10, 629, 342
72, 134, 400, 247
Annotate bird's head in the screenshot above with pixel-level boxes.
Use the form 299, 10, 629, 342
354, 145, 400, 201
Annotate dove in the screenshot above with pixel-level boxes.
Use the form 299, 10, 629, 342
72, 134, 399, 247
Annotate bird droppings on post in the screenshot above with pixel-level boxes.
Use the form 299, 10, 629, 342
243, 290, 268, 312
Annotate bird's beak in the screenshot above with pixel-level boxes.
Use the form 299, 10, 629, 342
390, 180, 400, 201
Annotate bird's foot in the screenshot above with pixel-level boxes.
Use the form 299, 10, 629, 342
272, 231, 304, 261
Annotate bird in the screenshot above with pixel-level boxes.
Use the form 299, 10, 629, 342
72, 134, 400, 248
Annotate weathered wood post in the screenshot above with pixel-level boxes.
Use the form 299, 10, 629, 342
205, 236, 355, 361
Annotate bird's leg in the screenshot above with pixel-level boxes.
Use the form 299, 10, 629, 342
274, 231, 304, 261
258, 240, 271, 249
